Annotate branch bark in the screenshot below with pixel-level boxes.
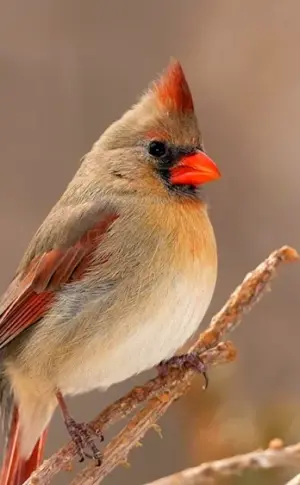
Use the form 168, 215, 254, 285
140, 440, 300, 485
23, 246, 298, 485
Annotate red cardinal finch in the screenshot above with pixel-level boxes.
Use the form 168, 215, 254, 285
0, 59, 221, 484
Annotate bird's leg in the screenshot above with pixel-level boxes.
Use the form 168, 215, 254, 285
56, 390, 104, 465
157, 352, 209, 389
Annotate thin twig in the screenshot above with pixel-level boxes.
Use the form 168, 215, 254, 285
70, 396, 181, 485
25, 342, 235, 485
140, 441, 300, 485
69, 246, 298, 485
23, 246, 298, 485
70, 343, 234, 485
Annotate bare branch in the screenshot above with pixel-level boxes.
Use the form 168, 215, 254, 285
70, 343, 234, 485
23, 246, 298, 485
140, 440, 300, 485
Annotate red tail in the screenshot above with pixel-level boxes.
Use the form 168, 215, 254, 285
0, 407, 48, 485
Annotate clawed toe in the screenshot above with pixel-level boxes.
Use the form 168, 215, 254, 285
158, 352, 209, 389
65, 418, 103, 464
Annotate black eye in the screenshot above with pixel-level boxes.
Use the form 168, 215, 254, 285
148, 141, 168, 158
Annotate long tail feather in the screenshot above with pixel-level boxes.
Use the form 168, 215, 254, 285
0, 407, 47, 485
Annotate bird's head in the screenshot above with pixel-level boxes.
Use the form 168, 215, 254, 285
91, 59, 221, 201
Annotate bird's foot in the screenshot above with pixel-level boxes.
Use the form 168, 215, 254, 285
64, 417, 104, 465
158, 352, 208, 389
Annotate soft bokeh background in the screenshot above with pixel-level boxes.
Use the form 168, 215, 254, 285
0, 1, 299, 484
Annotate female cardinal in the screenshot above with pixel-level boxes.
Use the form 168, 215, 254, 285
0, 60, 220, 484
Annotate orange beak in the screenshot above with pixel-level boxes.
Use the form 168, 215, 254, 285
170, 150, 221, 186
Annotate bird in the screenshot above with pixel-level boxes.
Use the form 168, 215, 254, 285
0, 59, 221, 485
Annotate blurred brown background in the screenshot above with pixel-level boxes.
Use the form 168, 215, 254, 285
0, 1, 299, 484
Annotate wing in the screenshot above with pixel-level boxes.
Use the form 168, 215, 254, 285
0, 212, 118, 350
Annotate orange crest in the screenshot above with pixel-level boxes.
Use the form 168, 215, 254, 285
153, 60, 194, 114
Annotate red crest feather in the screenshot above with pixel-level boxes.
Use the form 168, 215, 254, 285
154, 59, 194, 113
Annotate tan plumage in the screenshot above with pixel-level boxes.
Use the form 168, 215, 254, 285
0, 60, 220, 483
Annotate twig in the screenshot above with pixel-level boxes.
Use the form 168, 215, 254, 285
23, 246, 298, 485
70, 396, 181, 485
25, 342, 235, 485
193, 245, 298, 352
140, 440, 300, 485
69, 342, 234, 485
69, 246, 298, 485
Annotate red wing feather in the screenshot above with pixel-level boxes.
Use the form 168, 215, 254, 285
0, 214, 117, 349
0, 406, 48, 485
